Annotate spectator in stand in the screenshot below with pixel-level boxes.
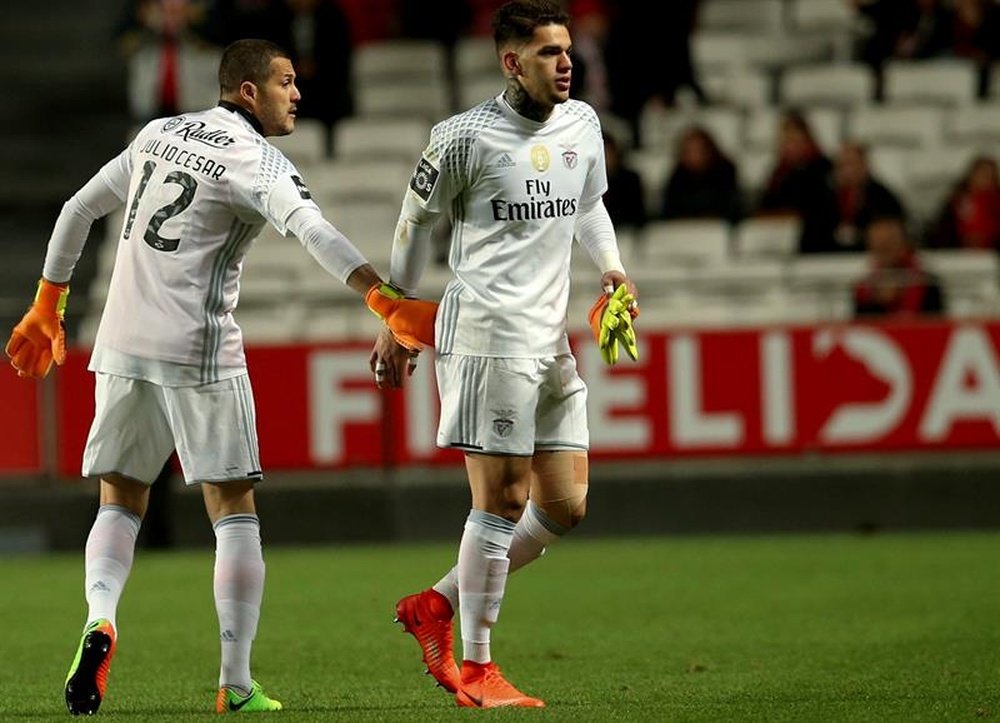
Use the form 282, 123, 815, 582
853, 215, 945, 317
926, 155, 1000, 251
604, 1, 706, 146
948, 0, 1000, 97
116, 0, 216, 120
756, 110, 837, 255
830, 141, 905, 253
602, 132, 646, 232
399, 0, 474, 114
661, 125, 741, 224
262, 0, 354, 158
853, 0, 951, 96
567, 0, 613, 112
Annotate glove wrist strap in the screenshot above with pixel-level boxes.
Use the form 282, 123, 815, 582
35, 279, 70, 319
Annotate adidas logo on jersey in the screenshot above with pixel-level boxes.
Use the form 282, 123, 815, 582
496, 153, 516, 168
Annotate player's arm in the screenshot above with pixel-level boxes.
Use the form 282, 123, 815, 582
6, 152, 131, 378
575, 198, 640, 364
389, 190, 441, 296
283, 207, 436, 351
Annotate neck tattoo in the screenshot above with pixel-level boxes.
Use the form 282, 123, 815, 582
503, 79, 551, 122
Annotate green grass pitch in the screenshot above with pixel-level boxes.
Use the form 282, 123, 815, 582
1, 532, 997, 721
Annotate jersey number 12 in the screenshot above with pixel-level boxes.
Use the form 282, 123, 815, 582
123, 160, 198, 252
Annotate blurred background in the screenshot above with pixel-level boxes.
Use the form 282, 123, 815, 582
3, 0, 1000, 552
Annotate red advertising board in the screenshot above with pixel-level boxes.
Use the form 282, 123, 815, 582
4, 320, 999, 478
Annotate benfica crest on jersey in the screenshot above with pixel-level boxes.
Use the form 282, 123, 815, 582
561, 147, 578, 169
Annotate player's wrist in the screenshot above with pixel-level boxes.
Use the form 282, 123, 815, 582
35, 278, 70, 318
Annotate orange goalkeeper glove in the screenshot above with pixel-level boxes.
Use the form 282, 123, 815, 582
6, 278, 70, 379
588, 283, 639, 365
365, 282, 437, 351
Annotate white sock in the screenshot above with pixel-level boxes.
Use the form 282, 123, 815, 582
457, 510, 514, 664
434, 501, 566, 612
84, 504, 141, 631
507, 500, 566, 572
214, 514, 265, 695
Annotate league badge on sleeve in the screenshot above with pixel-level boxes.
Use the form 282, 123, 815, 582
291, 175, 312, 200
410, 157, 439, 201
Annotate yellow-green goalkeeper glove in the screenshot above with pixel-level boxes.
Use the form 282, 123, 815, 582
6, 278, 69, 378
364, 282, 437, 351
588, 284, 639, 365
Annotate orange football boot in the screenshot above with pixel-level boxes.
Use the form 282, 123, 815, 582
455, 661, 545, 708
394, 588, 461, 693
65, 618, 117, 715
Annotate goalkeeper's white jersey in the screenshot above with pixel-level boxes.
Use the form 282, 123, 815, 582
91, 105, 320, 384
412, 95, 607, 357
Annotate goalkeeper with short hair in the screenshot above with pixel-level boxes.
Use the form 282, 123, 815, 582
5, 38, 431, 715
370, 0, 639, 709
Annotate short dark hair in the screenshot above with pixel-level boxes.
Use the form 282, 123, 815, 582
218, 39, 288, 94
492, 0, 570, 49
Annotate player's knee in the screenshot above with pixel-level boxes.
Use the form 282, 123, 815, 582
536, 489, 587, 531
568, 495, 587, 529
497, 487, 528, 521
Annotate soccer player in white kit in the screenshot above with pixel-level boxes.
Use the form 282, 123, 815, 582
373, 0, 638, 708
4, 39, 431, 715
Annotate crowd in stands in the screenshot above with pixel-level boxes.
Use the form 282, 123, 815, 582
106, 0, 1000, 326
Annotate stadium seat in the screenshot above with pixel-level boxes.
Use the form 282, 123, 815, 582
699, 0, 786, 33
683, 259, 787, 296
866, 146, 909, 195
736, 145, 776, 196
354, 40, 446, 83
780, 63, 876, 108
745, 107, 843, 155
922, 249, 1000, 288
236, 302, 305, 343
640, 105, 744, 158
458, 74, 504, 109
306, 159, 413, 205
789, 0, 856, 32
692, 32, 751, 76
901, 146, 978, 223
625, 150, 674, 218
947, 104, 1000, 145
847, 106, 945, 149
733, 216, 802, 260
127, 44, 221, 120
334, 118, 430, 162
636, 219, 731, 267
883, 60, 979, 107
455, 36, 497, 80
355, 81, 451, 121
328, 199, 400, 265
270, 119, 328, 168
788, 254, 866, 293
701, 69, 772, 108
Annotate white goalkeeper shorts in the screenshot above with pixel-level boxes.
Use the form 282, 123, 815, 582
82, 372, 262, 486
435, 353, 589, 455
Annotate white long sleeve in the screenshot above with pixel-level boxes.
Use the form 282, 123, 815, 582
285, 206, 369, 284
389, 190, 441, 295
43, 156, 130, 283
574, 198, 624, 274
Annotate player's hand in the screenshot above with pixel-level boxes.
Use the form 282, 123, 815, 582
588, 282, 639, 365
5, 278, 69, 379
369, 326, 419, 389
364, 282, 437, 351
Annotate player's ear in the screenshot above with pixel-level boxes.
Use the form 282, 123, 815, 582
501, 50, 521, 79
239, 80, 257, 105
